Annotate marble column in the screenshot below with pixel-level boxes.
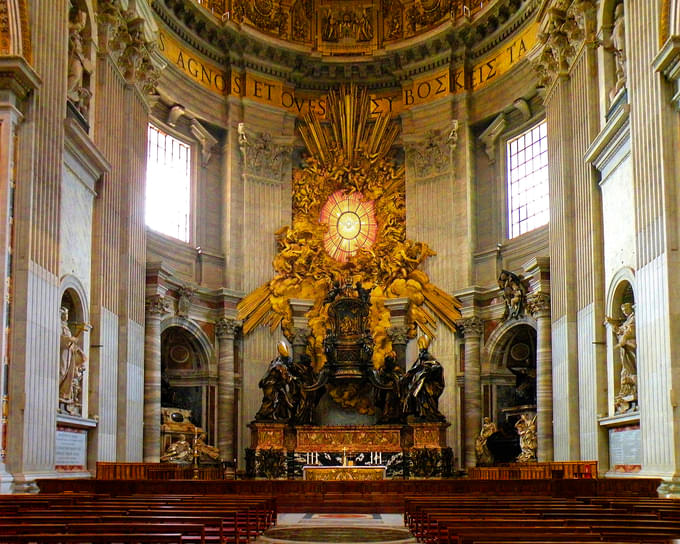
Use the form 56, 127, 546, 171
461, 317, 483, 469
216, 317, 239, 463
143, 295, 167, 462
527, 292, 554, 462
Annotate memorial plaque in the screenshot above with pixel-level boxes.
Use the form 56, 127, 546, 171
55, 427, 87, 471
609, 424, 641, 473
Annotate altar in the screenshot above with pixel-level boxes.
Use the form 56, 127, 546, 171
303, 465, 386, 481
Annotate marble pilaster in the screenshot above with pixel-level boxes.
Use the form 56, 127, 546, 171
143, 294, 168, 461
216, 317, 239, 463
460, 317, 483, 469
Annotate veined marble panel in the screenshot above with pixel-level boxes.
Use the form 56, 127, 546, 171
552, 315, 570, 460
60, 165, 94, 297
23, 262, 60, 471
600, 153, 634, 289
96, 308, 118, 460
124, 320, 144, 461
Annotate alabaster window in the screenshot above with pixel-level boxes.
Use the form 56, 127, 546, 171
507, 121, 549, 239
146, 123, 192, 242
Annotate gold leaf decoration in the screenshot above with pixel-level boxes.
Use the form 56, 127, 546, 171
238, 84, 460, 371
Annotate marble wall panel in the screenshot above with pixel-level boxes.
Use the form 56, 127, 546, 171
577, 303, 599, 461
637, 255, 674, 476
23, 264, 60, 471
95, 308, 118, 461
122, 320, 144, 461
60, 164, 94, 296
601, 154, 635, 288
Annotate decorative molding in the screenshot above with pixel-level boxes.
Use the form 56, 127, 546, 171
459, 317, 484, 338
526, 292, 550, 317
145, 294, 170, 316
96, 1, 160, 95
167, 104, 185, 126
215, 317, 240, 339
530, 0, 597, 88
176, 286, 195, 318
654, 36, 680, 110
190, 118, 218, 167
388, 326, 410, 345
406, 123, 457, 178
513, 97, 531, 120
290, 327, 311, 346
479, 113, 507, 164
239, 128, 290, 181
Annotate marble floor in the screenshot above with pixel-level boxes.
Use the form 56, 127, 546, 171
258, 513, 416, 543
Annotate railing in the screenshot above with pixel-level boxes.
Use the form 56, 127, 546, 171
96, 462, 228, 480
468, 461, 598, 480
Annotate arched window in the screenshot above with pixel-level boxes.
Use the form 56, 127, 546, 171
506, 121, 548, 238
146, 123, 192, 242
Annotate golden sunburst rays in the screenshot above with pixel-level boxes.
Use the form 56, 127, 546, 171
298, 85, 399, 168
238, 83, 463, 355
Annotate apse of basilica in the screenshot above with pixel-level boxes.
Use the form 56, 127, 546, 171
0, 0, 679, 496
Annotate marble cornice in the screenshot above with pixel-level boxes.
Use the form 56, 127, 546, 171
153, 0, 539, 91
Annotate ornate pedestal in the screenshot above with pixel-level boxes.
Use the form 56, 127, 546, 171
406, 422, 453, 478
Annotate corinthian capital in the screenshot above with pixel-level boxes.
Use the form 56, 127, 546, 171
388, 326, 410, 345
239, 129, 291, 181
216, 318, 240, 339
145, 295, 169, 316
526, 292, 551, 318
458, 317, 483, 338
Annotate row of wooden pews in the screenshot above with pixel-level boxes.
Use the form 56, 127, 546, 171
0, 492, 276, 543
404, 494, 680, 544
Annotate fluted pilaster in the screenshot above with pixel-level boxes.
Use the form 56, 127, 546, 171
216, 317, 239, 462
460, 316, 483, 469
527, 292, 554, 461
143, 295, 167, 461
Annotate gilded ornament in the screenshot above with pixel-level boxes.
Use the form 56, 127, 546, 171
238, 85, 461, 374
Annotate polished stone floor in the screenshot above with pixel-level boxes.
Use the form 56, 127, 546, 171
258, 513, 416, 543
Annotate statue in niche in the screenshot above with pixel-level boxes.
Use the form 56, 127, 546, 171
372, 353, 404, 423
160, 434, 192, 463
605, 302, 637, 413
604, 2, 626, 102
255, 341, 295, 423
401, 335, 446, 421
475, 417, 497, 466
515, 412, 537, 462
59, 306, 90, 415
498, 270, 527, 320
66, 6, 93, 117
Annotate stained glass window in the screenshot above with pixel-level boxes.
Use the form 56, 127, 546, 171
320, 190, 377, 262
